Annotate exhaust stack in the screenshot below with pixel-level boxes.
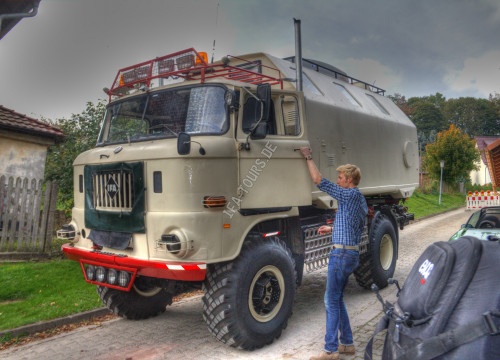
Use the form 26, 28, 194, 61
294, 18, 303, 92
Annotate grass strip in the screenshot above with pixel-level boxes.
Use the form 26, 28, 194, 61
0, 259, 101, 331
405, 190, 465, 219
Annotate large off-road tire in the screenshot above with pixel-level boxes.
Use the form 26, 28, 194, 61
97, 276, 173, 320
202, 237, 296, 350
354, 214, 397, 289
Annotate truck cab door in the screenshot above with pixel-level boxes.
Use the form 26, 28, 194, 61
236, 88, 311, 209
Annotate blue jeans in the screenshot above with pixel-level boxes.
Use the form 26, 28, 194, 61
324, 248, 359, 353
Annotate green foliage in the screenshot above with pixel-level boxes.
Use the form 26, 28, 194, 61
465, 183, 500, 194
390, 92, 500, 151
408, 92, 447, 110
388, 93, 413, 117
0, 260, 100, 330
45, 101, 106, 213
411, 102, 447, 138
423, 125, 480, 184
444, 97, 498, 136
419, 179, 439, 194
489, 93, 500, 119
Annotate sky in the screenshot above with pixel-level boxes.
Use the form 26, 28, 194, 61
1, 0, 500, 121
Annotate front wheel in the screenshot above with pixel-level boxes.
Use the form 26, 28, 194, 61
354, 214, 397, 289
97, 276, 173, 320
202, 237, 296, 350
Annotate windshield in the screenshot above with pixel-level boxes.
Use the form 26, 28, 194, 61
98, 85, 228, 145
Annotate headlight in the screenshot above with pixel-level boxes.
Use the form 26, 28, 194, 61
86, 265, 95, 281
96, 267, 107, 283
107, 269, 118, 285
118, 271, 131, 288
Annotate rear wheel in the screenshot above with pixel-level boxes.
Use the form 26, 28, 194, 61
354, 214, 397, 289
97, 276, 173, 320
202, 237, 296, 350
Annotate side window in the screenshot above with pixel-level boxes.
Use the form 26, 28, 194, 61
281, 96, 300, 136
242, 97, 276, 135
467, 211, 481, 228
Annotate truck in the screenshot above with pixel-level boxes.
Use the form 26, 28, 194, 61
59, 27, 418, 350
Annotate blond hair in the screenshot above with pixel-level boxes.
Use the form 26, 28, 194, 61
336, 164, 361, 186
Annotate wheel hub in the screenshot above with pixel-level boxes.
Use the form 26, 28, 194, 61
133, 278, 163, 297
249, 265, 285, 322
380, 234, 394, 270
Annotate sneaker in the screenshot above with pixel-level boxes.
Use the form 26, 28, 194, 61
338, 344, 355, 354
309, 351, 340, 360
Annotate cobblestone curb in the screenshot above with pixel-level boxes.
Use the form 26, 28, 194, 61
0, 308, 111, 338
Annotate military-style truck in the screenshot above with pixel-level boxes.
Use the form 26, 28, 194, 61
59, 35, 418, 350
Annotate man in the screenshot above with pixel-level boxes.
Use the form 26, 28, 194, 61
300, 147, 368, 360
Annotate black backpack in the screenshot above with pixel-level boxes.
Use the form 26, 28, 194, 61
365, 236, 500, 360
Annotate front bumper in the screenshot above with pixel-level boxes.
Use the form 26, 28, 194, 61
62, 243, 207, 282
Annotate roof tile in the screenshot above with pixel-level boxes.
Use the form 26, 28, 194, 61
0, 105, 64, 141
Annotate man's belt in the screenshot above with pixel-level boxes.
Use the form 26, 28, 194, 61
332, 244, 359, 251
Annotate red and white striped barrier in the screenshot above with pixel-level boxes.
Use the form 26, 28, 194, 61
466, 191, 500, 209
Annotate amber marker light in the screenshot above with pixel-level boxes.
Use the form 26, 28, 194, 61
203, 196, 227, 208
223, 224, 231, 229
196, 52, 208, 65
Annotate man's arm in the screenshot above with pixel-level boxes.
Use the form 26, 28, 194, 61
300, 147, 322, 184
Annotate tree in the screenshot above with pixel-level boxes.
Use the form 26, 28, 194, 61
423, 125, 480, 185
443, 97, 498, 136
388, 93, 414, 117
45, 101, 106, 211
489, 93, 500, 122
410, 102, 447, 139
411, 92, 447, 110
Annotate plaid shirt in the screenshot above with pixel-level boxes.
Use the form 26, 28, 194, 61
318, 177, 368, 246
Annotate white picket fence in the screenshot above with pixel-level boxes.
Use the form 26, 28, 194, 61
466, 191, 500, 210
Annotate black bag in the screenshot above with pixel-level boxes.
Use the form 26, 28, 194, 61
365, 236, 500, 360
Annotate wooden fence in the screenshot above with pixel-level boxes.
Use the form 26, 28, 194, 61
0, 175, 58, 258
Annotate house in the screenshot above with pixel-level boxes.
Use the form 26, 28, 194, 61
470, 136, 500, 186
484, 137, 500, 190
0, 105, 64, 180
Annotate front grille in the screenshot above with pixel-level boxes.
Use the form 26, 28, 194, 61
91, 170, 134, 211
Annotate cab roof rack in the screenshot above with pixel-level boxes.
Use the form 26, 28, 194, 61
107, 48, 284, 101
283, 56, 386, 96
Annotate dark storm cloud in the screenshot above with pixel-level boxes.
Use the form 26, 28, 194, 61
222, 0, 500, 97
1, 0, 499, 120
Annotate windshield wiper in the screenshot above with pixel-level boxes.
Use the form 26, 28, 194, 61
149, 123, 178, 137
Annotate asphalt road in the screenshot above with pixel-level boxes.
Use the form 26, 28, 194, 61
0, 208, 471, 360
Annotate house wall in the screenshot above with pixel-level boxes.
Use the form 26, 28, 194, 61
0, 131, 52, 180
470, 157, 491, 185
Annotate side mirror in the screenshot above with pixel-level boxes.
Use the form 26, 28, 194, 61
250, 122, 267, 140
177, 132, 191, 155
256, 83, 270, 122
